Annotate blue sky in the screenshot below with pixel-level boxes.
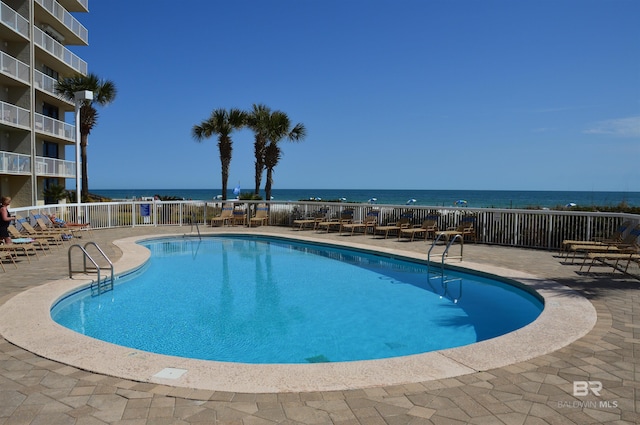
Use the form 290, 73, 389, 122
69, 0, 639, 192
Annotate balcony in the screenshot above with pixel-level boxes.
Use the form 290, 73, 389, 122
34, 27, 87, 75
57, 0, 89, 13
34, 112, 75, 142
34, 69, 74, 105
0, 51, 30, 85
0, 3, 29, 40
35, 0, 89, 45
0, 150, 76, 178
0, 101, 30, 129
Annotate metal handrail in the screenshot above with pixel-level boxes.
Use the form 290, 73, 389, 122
190, 212, 201, 240
68, 242, 114, 295
443, 234, 464, 263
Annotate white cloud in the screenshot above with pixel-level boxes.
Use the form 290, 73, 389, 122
584, 116, 640, 138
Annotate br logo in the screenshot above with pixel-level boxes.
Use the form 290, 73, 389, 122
573, 381, 602, 396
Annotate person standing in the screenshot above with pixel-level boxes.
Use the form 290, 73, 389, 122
0, 196, 13, 244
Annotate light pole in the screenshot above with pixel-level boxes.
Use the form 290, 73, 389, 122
74, 90, 93, 219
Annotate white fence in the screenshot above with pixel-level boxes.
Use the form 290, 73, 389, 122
10, 200, 639, 251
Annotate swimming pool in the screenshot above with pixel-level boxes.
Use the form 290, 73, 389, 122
52, 236, 543, 364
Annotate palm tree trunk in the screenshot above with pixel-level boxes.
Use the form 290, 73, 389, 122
265, 167, 274, 203
221, 158, 230, 201
254, 161, 262, 196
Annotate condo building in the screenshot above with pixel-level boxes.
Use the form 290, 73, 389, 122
0, 0, 88, 207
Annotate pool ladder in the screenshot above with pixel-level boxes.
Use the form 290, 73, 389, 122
68, 242, 114, 296
427, 233, 464, 302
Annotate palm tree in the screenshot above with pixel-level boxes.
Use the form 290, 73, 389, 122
245, 104, 271, 196
263, 112, 306, 202
55, 73, 117, 201
192, 108, 246, 200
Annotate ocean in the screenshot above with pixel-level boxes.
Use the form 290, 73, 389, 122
91, 189, 640, 209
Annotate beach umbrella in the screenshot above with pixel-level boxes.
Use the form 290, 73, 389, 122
339, 197, 347, 202
233, 183, 241, 196
406, 199, 417, 205
454, 199, 467, 206
368, 197, 377, 204
566, 202, 577, 207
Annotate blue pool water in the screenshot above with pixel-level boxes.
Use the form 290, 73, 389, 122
52, 236, 543, 364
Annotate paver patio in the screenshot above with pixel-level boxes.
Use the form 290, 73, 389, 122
0, 225, 638, 424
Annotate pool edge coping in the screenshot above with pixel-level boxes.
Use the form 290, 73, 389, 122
0, 230, 597, 393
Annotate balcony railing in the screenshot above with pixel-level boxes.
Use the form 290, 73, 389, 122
0, 151, 30, 174
35, 0, 89, 44
35, 155, 76, 177
33, 27, 87, 75
0, 101, 30, 129
34, 69, 73, 105
0, 51, 29, 84
0, 150, 76, 178
34, 112, 75, 141
0, 3, 30, 39
58, 0, 88, 13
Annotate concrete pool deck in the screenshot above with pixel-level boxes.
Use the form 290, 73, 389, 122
0, 225, 638, 423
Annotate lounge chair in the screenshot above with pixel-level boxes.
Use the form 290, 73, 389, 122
46, 214, 93, 238
580, 250, 640, 274
249, 205, 269, 227
293, 209, 328, 230
316, 210, 354, 233
231, 209, 247, 226
15, 216, 66, 245
0, 249, 17, 271
373, 212, 413, 239
434, 217, 476, 243
341, 211, 379, 236
0, 238, 39, 263
32, 214, 73, 238
561, 220, 632, 253
400, 216, 439, 242
8, 225, 53, 252
210, 204, 233, 226
565, 224, 640, 262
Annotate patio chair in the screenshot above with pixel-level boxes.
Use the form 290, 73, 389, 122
46, 214, 93, 238
341, 211, 379, 236
434, 217, 476, 243
14, 216, 66, 245
373, 212, 413, 239
249, 205, 269, 227
580, 250, 640, 274
293, 209, 328, 230
231, 208, 247, 226
400, 215, 440, 242
566, 224, 640, 262
0, 238, 39, 263
210, 204, 233, 226
316, 210, 354, 233
8, 225, 53, 252
0, 249, 17, 271
32, 214, 73, 238
561, 220, 632, 253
